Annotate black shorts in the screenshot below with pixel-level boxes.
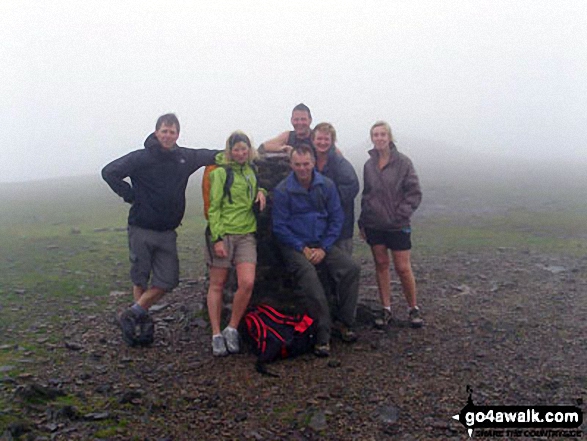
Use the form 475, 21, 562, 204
364, 227, 412, 251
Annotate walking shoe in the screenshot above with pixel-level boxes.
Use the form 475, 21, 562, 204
221, 327, 240, 354
374, 308, 393, 329
314, 343, 330, 358
212, 334, 228, 357
332, 322, 358, 343
409, 307, 423, 328
118, 309, 139, 347
136, 314, 155, 346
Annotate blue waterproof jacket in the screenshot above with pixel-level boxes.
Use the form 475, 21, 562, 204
272, 171, 343, 252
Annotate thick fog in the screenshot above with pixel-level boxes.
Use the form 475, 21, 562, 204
1, 0, 586, 184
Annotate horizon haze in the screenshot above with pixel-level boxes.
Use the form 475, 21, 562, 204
1, 1, 586, 184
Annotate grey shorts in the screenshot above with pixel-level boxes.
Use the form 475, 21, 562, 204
205, 232, 257, 268
128, 225, 179, 291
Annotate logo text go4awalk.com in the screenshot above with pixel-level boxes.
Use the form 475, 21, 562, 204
452, 386, 583, 438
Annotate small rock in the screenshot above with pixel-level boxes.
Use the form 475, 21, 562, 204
84, 412, 110, 421
373, 404, 400, 425
307, 410, 327, 432
64, 341, 83, 351
109, 290, 128, 297
150, 303, 169, 313
235, 413, 248, 422
327, 359, 341, 368
119, 389, 143, 404
193, 317, 208, 328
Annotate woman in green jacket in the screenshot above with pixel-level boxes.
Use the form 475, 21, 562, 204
206, 131, 266, 357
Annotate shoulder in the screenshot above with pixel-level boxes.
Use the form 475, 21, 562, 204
396, 151, 415, 169
210, 165, 230, 179
124, 149, 149, 164
314, 172, 335, 190
275, 173, 293, 192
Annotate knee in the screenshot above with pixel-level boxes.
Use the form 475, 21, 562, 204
238, 277, 255, 294
208, 279, 225, 293
374, 257, 390, 271
395, 263, 413, 278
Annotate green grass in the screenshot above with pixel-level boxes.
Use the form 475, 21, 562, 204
414, 210, 586, 256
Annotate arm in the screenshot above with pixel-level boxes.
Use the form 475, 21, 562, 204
271, 185, 306, 251
396, 160, 422, 219
357, 162, 370, 230
320, 182, 343, 251
184, 148, 223, 172
207, 168, 227, 243
335, 157, 360, 208
261, 131, 290, 153
101, 151, 138, 203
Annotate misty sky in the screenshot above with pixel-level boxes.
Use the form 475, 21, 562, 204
1, 0, 586, 183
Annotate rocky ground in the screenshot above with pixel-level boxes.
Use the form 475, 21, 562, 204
1, 247, 587, 440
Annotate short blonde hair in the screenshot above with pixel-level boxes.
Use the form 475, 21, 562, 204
225, 130, 257, 162
311, 122, 337, 144
370, 121, 395, 143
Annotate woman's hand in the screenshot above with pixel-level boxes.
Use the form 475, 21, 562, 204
214, 240, 228, 258
255, 190, 266, 212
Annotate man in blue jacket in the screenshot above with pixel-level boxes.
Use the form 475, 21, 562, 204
272, 144, 360, 357
102, 113, 219, 347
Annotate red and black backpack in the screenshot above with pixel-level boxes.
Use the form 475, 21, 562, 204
244, 303, 316, 364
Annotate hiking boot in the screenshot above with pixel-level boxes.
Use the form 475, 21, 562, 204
374, 308, 393, 329
118, 309, 139, 347
332, 322, 358, 343
222, 327, 240, 354
137, 314, 155, 346
314, 343, 330, 358
212, 334, 228, 357
409, 307, 423, 328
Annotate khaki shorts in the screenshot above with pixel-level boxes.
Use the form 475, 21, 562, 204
205, 232, 257, 268
128, 225, 179, 291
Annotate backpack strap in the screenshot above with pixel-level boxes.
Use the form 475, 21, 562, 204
222, 165, 234, 204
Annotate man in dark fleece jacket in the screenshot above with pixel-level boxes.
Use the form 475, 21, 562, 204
102, 113, 219, 347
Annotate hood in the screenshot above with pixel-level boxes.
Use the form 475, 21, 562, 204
144, 132, 178, 156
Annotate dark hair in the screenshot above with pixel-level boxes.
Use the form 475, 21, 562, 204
290, 143, 315, 160
156, 113, 180, 133
227, 131, 251, 149
292, 103, 312, 119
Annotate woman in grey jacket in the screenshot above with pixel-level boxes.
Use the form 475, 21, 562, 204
358, 121, 423, 328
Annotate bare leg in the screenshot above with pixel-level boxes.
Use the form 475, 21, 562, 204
392, 250, 417, 308
228, 262, 255, 329
133, 285, 144, 302
371, 245, 391, 308
207, 267, 229, 336
136, 287, 166, 310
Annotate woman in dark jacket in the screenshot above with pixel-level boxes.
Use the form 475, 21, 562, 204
311, 122, 360, 255
358, 121, 423, 328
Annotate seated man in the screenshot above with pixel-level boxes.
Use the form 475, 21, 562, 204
260, 103, 314, 153
272, 144, 360, 357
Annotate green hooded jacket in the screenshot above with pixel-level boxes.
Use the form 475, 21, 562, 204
208, 157, 264, 242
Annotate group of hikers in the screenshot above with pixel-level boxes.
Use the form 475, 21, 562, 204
102, 103, 423, 358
